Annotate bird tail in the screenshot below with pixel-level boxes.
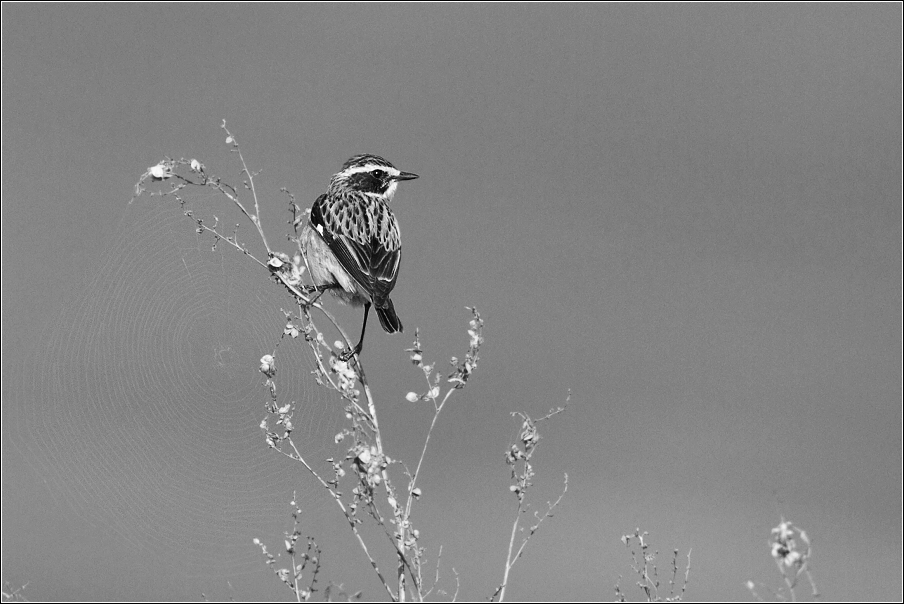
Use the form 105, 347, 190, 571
376, 299, 402, 333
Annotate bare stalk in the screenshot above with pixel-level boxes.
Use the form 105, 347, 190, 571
493, 403, 568, 602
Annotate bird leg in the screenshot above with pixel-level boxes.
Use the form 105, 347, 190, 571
301, 283, 340, 304
302, 284, 340, 295
340, 302, 371, 361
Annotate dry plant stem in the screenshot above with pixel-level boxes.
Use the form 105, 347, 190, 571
292, 555, 301, 603
151, 169, 269, 269
616, 530, 690, 602
398, 317, 484, 601
2, 582, 29, 602
496, 404, 568, 602
284, 503, 322, 602
405, 386, 456, 518
422, 545, 443, 599
396, 387, 459, 602
394, 386, 454, 601
220, 121, 272, 255
795, 543, 818, 601
498, 504, 522, 603
281, 438, 395, 601
774, 557, 817, 602
497, 475, 568, 602
138, 122, 279, 267
776, 557, 798, 602
679, 550, 691, 601
194, 220, 269, 268
804, 568, 819, 600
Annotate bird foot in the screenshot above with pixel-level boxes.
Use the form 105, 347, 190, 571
338, 347, 359, 363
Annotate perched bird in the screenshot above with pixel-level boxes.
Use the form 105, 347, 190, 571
301, 154, 418, 359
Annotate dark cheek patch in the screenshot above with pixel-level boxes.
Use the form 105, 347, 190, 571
349, 172, 383, 193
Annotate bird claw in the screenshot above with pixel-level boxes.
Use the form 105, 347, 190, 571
338, 339, 365, 363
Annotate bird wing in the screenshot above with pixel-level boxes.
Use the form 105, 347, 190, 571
311, 193, 401, 307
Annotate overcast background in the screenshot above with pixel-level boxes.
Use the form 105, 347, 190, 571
2, 4, 901, 602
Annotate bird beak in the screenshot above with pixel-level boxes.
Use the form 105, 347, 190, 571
393, 171, 419, 181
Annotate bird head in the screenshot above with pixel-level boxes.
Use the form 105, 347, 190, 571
329, 154, 418, 201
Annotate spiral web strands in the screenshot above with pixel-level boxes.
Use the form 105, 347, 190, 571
8, 190, 346, 580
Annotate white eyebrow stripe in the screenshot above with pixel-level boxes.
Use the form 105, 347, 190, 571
342, 164, 400, 177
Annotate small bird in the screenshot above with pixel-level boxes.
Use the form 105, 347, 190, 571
301, 154, 418, 359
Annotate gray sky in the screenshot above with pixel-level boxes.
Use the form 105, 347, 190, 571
2, 4, 901, 601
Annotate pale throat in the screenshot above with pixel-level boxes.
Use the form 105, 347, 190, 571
361, 181, 398, 201
383, 180, 399, 200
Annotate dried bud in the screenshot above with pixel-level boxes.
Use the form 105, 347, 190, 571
149, 164, 170, 179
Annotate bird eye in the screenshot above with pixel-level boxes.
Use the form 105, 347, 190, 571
372, 170, 386, 180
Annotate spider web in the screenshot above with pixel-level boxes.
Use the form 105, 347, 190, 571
8, 185, 348, 581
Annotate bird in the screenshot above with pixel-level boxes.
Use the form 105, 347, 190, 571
300, 154, 418, 359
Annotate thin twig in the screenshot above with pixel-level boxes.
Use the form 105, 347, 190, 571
284, 439, 396, 601
405, 386, 455, 518
220, 120, 271, 254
